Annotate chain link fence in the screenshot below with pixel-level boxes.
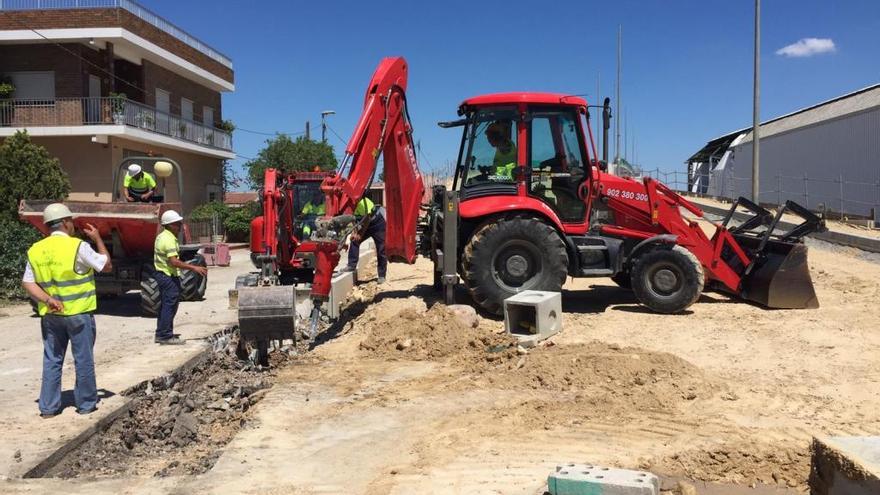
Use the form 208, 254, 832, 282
636, 168, 880, 224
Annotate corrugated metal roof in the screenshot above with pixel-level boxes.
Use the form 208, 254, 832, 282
738, 83, 880, 144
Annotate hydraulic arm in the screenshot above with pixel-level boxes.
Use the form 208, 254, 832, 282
307, 57, 425, 330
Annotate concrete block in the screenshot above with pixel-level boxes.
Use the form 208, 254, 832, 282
503, 290, 562, 347
810, 436, 880, 495
548, 463, 658, 495
327, 270, 354, 319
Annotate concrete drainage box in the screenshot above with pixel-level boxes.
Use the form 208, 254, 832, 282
503, 290, 562, 347
549, 463, 659, 495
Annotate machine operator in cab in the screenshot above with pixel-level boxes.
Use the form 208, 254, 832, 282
300, 198, 325, 239
485, 120, 517, 181
121, 163, 157, 202
343, 197, 387, 284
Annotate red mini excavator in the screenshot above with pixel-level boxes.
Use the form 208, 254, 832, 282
238, 56, 823, 364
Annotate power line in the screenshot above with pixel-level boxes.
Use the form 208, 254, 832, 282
8, 15, 148, 98
235, 127, 306, 137
325, 123, 348, 147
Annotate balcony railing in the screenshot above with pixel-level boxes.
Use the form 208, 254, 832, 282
0, 97, 233, 151
0, 0, 232, 68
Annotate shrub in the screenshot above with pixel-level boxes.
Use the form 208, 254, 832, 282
189, 201, 230, 224
0, 130, 70, 221
0, 219, 42, 300
224, 201, 259, 242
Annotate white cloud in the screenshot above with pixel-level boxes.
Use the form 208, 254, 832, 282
776, 38, 837, 58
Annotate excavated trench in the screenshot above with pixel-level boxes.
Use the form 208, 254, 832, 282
33, 328, 300, 479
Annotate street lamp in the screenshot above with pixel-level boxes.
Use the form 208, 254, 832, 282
321, 110, 335, 143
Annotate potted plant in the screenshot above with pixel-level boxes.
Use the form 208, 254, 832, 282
109, 92, 127, 124
0, 77, 15, 126
139, 111, 155, 130
218, 119, 235, 133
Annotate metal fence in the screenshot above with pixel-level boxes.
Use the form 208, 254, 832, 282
0, 0, 232, 68
188, 214, 225, 244
0, 97, 233, 151
638, 168, 880, 222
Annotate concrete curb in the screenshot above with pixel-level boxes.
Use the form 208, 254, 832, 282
688, 199, 880, 254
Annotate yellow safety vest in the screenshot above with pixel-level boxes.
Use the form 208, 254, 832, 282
354, 197, 375, 217
27, 236, 96, 316
301, 201, 326, 215
124, 172, 157, 194
154, 229, 180, 276
493, 144, 517, 179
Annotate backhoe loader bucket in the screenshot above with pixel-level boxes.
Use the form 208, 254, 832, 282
737, 237, 818, 309
237, 285, 297, 342
723, 198, 825, 309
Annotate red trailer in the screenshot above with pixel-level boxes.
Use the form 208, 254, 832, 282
19, 157, 207, 315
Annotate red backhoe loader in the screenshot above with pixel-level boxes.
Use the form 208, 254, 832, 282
237, 57, 823, 363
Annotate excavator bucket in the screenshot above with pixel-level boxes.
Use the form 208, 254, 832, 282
723, 198, 825, 309
237, 285, 297, 342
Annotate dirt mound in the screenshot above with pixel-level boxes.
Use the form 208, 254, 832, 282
358, 302, 516, 361
649, 441, 810, 489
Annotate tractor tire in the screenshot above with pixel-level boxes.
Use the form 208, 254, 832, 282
140, 272, 162, 317
630, 245, 704, 314
611, 272, 632, 289
181, 254, 208, 301
462, 217, 568, 315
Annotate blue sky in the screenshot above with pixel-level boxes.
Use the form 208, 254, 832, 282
148, 0, 880, 190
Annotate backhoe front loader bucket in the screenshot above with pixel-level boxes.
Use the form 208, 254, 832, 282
723, 198, 825, 309
736, 236, 818, 309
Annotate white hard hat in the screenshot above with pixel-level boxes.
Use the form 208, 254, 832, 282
161, 210, 184, 225
43, 203, 73, 224
127, 163, 142, 176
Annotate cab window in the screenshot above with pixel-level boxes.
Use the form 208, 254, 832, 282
459, 107, 518, 188
528, 108, 587, 222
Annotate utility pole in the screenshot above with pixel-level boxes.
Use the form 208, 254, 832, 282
752, 0, 761, 202
596, 70, 601, 159
321, 110, 335, 143
615, 25, 622, 164
305, 121, 311, 141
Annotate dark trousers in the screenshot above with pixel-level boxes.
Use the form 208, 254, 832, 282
39, 313, 97, 414
155, 272, 181, 340
347, 214, 387, 277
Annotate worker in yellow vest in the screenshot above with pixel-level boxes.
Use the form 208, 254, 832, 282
300, 199, 325, 239
485, 121, 517, 181
153, 210, 208, 345
343, 197, 387, 284
22, 203, 112, 417
121, 163, 157, 202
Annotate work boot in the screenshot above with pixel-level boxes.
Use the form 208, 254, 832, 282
156, 336, 185, 345
377, 276, 386, 284
342, 265, 356, 273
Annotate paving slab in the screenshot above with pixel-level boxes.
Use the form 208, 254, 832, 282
0, 250, 245, 478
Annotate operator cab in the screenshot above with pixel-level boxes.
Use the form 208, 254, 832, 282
445, 93, 596, 226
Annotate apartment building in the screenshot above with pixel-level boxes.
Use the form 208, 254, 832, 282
0, 0, 235, 213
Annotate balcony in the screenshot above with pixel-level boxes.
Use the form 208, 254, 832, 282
0, 0, 232, 69
0, 97, 233, 151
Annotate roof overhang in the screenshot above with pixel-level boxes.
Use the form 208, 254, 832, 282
0, 125, 235, 159
0, 28, 234, 92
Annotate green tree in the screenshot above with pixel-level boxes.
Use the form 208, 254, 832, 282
0, 130, 71, 220
245, 135, 337, 189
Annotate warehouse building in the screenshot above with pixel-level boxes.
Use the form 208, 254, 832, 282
687, 84, 880, 219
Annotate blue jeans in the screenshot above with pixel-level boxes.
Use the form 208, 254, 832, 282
155, 272, 181, 340
347, 214, 387, 277
39, 313, 97, 414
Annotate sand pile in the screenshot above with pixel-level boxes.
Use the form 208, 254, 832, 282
649, 441, 810, 489
357, 300, 517, 361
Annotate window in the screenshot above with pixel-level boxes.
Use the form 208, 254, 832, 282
528, 108, 587, 222
5, 71, 55, 100
459, 106, 519, 188
155, 88, 170, 133
181, 98, 193, 121
203, 106, 214, 127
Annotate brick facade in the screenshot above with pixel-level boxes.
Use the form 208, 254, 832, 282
0, 7, 233, 84
142, 60, 221, 125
